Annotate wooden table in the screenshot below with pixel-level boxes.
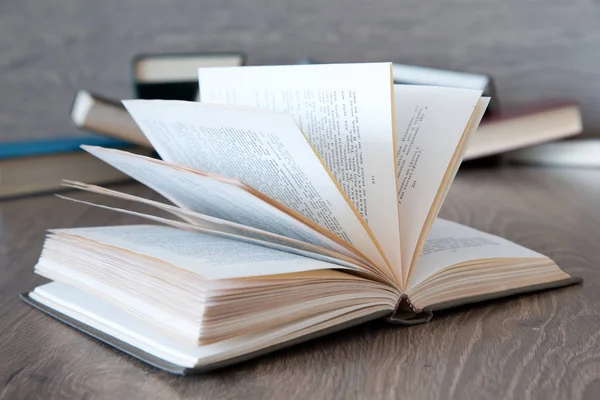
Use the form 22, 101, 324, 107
1, 166, 599, 400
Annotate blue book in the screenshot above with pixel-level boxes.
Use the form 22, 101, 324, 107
0, 134, 131, 160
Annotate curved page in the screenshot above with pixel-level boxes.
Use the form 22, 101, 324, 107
198, 63, 402, 276
57, 188, 389, 279
393, 86, 484, 284
407, 219, 552, 290
120, 101, 388, 271
47, 225, 355, 280
82, 146, 360, 261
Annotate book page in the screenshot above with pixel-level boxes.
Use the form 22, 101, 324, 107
59, 182, 382, 270
198, 63, 402, 276
393, 85, 483, 283
83, 146, 359, 260
53, 225, 354, 280
425, 98, 490, 224
120, 102, 388, 270
405, 98, 490, 284
407, 219, 548, 290
56, 195, 384, 278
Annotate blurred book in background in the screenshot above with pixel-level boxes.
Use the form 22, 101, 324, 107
464, 101, 582, 161
71, 90, 151, 148
69, 58, 583, 164
0, 136, 153, 199
388, 63, 582, 161
132, 52, 246, 101
72, 91, 582, 164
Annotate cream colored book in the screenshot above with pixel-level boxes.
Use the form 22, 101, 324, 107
23, 63, 580, 374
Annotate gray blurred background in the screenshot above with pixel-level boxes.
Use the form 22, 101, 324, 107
2, 0, 599, 141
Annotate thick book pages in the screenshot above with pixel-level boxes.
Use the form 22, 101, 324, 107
387, 277, 582, 325
23, 272, 580, 373
22, 285, 391, 375
23, 63, 580, 373
24, 219, 579, 373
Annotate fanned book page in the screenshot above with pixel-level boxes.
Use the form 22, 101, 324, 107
78, 147, 365, 263
198, 63, 403, 280
122, 100, 391, 276
392, 86, 488, 282
22, 63, 579, 374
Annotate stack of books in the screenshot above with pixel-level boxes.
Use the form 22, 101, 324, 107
0, 135, 152, 199
71, 58, 584, 165
1, 53, 583, 201
0, 52, 245, 200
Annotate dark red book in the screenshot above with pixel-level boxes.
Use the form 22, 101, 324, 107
464, 101, 582, 161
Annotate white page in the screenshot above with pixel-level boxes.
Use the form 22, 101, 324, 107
408, 219, 547, 290
423, 98, 491, 234
82, 146, 358, 261
393, 85, 483, 283
54, 225, 350, 280
198, 63, 402, 275
405, 98, 490, 284
121, 101, 387, 270
36, 261, 201, 340
57, 194, 380, 276
32, 282, 199, 367
60, 181, 368, 266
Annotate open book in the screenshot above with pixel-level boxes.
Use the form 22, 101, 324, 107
23, 63, 580, 374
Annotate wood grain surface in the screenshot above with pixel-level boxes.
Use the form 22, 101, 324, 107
0, 166, 599, 400
1, 0, 600, 142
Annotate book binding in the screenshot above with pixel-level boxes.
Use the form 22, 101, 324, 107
387, 276, 582, 325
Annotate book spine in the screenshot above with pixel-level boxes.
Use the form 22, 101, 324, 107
398, 294, 418, 313
386, 295, 433, 325
386, 276, 583, 325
